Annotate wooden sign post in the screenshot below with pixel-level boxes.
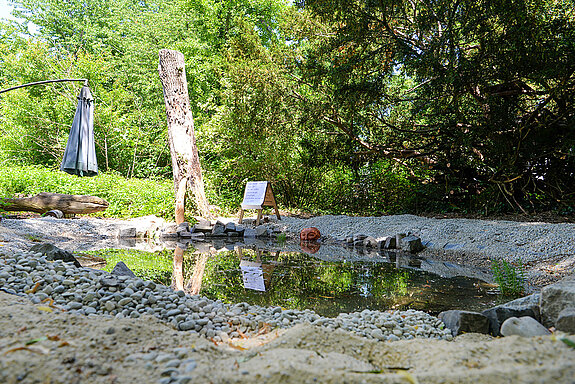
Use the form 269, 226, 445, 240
238, 181, 281, 225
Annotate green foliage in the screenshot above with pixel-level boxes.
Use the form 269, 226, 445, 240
1, 0, 573, 216
0, 165, 174, 219
88, 248, 173, 283
491, 259, 527, 297
302, 0, 575, 213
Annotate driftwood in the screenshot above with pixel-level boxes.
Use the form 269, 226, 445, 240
158, 49, 211, 223
0, 192, 108, 215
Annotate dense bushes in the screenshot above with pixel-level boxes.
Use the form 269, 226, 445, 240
1, 0, 573, 218
0, 166, 175, 219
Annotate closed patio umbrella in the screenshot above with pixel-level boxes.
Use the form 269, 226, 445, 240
60, 85, 98, 176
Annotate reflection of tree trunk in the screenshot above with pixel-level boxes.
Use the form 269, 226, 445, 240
262, 250, 280, 289
172, 246, 184, 291
158, 49, 211, 223
187, 253, 209, 295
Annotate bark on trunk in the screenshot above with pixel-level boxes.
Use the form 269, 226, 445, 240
158, 49, 211, 223
0, 192, 108, 214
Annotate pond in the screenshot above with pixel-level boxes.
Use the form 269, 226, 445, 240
79, 241, 502, 317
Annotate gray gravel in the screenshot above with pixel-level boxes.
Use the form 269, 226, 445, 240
276, 214, 575, 264
3, 214, 575, 264
0, 250, 452, 344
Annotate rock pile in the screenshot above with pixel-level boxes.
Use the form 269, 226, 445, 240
119, 218, 285, 244
439, 276, 575, 337
343, 232, 426, 253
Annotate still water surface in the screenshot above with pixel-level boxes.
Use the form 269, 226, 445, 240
85, 242, 501, 317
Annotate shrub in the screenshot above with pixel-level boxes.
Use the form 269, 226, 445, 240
491, 259, 527, 297
0, 165, 174, 219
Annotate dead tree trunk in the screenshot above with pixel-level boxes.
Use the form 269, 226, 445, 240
158, 49, 211, 224
0, 192, 108, 215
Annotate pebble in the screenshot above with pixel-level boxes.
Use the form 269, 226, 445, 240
0, 249, 454, 383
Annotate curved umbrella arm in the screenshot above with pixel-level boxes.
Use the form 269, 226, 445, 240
0, 78, 88, 95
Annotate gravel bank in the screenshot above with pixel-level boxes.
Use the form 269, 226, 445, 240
4, 214, 575, 264
2, 213, 575, 287
277, 214, 575, 263
1, 215, 575, 383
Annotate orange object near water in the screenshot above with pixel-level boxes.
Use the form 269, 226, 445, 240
300, 227, 321, 241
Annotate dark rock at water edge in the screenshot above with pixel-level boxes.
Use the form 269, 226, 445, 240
29, 243, 81, 268
439, 310, 490, 336
118, 227, 137, 238
211, 221, 226, 236
383, 236, 397, 249
178, 231, 193, 239
353, 234, 368, 242
234, 224, 245, 235
481, 294, 541, 336
177, 222, 191, 233
193, 218, 213, 233
243, 228, 256, 238
111, 261, 137, 278
255, 225, 268, 237
400, 235, 425, 253
363, 236, 378, 248
224, 222, 236, 232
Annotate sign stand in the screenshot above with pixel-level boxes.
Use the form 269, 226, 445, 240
238, 181, 281, 225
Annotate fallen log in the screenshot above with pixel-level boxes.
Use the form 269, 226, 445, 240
0, 192, 108, 215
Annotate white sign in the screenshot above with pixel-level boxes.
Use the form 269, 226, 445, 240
240, 260, 266, 292
241, 181, 268, 209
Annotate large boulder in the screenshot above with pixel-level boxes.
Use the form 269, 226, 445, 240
540, 276, 575, 327
556, 307, 575, 334
30, 243, 81, 268
438, 310, 490, 336
500, 316, 550, 337
481, 294, 541, 336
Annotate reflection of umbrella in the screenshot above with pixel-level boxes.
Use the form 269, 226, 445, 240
60, 86, 98, 176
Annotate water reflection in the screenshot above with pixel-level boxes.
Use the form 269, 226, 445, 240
158, 242, 500, 317
238, 248, 279, 292
171, 245, 211, 295
300, 240, 321, 254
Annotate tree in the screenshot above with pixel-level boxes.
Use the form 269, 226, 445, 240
302, 0, 575, 211
158, 49, 211, 221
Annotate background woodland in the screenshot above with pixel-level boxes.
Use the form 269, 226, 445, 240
1, 0, 574, 216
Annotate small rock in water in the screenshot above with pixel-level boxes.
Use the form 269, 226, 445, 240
111, 261, 136, 278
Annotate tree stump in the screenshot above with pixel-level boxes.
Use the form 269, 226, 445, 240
158, 49, 211, 223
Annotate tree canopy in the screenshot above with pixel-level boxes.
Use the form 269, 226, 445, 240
1, 0, 573, 215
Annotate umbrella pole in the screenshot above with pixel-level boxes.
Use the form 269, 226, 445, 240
0, 79, 88, 95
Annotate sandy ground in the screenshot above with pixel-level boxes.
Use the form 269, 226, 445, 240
1, 291, 575, 384
1, 214, 575, 383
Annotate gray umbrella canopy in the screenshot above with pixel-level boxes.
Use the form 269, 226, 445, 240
60, 85, 98, 176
